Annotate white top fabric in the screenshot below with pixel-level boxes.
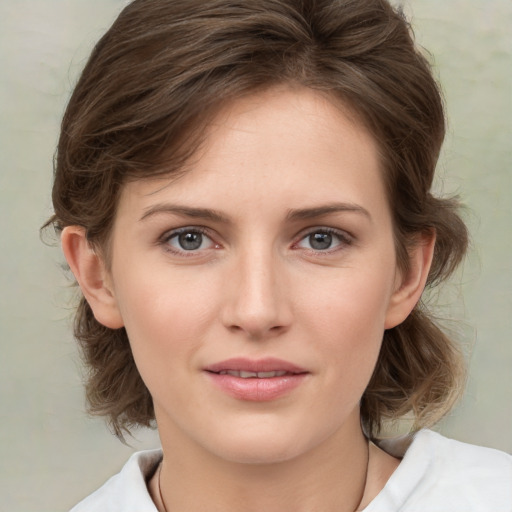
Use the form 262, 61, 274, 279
70, 430, 512, 511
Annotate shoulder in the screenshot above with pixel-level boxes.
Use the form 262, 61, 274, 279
366, 430, 512, 512
411, 430, 512, 489
69, 449, 162, 512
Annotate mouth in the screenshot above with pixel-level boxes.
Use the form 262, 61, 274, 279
214, 370, 292, 378
204, 357, 308, 376
204, 358, 309, 401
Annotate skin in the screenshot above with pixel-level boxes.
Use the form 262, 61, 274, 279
62, 86, 434, 512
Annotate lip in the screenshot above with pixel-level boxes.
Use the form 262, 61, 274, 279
204, 357, 307, 374
204, 357, 309, 402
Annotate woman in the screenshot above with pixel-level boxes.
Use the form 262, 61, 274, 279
45, 0, 512, 510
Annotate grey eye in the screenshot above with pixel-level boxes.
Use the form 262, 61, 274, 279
164, 229, 215, 253
177, 231, 204, 250
296, 229, 350, 252
308, 232, 333, 250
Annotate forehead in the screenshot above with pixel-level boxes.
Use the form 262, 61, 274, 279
116, 86, 387, 220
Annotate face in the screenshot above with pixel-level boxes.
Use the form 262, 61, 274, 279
105, 87, 404, 464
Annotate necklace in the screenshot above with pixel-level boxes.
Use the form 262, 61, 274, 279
355, 438, 371, 511
156, 438, 371, 512
156, 462, 166, 512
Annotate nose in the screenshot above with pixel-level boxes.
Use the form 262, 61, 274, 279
221, 249, 293, 340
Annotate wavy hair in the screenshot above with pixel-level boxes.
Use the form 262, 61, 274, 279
44, 0, 468, 438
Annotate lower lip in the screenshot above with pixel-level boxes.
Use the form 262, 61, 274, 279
205, 372, 308, 401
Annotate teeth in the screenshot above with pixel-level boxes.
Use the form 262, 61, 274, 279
239, 370, 258, 378
258, 371, 287, 378
218, 370, 288, 378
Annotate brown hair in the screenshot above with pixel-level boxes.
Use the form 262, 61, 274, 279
45, 0, 468, 438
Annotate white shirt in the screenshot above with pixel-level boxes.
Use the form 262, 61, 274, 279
70, 430, 512, 511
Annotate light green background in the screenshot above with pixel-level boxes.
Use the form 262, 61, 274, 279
1, 1, 510, 510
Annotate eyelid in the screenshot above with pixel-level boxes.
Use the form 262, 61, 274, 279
159, 225, 220, 255
157, 224, 353, 257
292, 226, 354, 251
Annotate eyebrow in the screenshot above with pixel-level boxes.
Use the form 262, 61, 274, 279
285, 203, 371, 222
139, 204, 230, 224
139, 202, 371, 224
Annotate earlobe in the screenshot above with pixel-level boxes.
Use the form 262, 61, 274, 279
61, 226, 124, 329
384, 232, 436, 329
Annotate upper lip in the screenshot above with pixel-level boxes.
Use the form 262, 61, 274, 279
204, 357, 308, 374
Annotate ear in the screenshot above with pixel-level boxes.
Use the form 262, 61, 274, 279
384, 231, 436, 329
61, 226, 124, 329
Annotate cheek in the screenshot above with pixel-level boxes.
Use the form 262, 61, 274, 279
300, 263, 393, 331
297, 267, 393, 384
111, 266, 220, 378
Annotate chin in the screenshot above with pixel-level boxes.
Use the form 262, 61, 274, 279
215, 441, 303, 465
200, 423, 321, 465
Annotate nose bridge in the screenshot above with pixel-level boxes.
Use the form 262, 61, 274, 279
223, 240, 291, 338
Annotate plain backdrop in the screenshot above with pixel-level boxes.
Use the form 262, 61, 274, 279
1, 0, 511, 510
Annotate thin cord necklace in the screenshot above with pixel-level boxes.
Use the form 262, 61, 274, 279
156, 462, 166, 512
355, 438, 371, 511
156, 438, 371, 512
157, 460, 167, 512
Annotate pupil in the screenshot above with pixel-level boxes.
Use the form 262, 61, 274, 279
310, 232, 332, 250
179, 232, 202, 250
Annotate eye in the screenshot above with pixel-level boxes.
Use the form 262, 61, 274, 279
296, 228, 351, 252
162, 227, 217, 253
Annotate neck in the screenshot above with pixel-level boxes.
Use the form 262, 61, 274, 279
155, 416, 371, 512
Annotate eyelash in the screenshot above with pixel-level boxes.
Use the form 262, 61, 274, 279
159, 226, 218, 257
158, 226, 353, 257
293, 227, 353, 254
